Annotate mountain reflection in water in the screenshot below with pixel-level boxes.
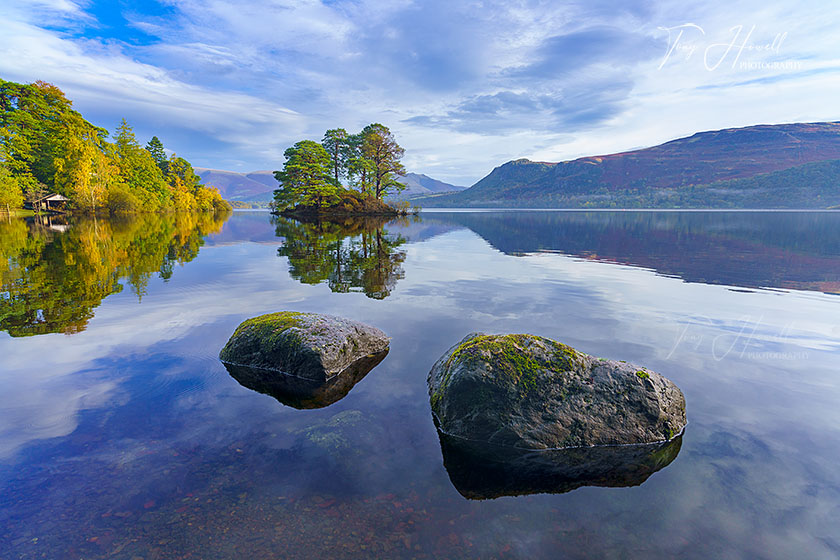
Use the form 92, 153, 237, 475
422, 210, 840, 294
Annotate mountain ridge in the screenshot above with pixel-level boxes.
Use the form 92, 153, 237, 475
196, 169, 464, 202
418, 122, 840, 208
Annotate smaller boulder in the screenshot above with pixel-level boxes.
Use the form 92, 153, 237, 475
219, 312, 389, 383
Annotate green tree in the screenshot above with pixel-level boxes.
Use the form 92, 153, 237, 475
54, 132, 121, 210
273, 140, 340, 209
1, 79, 102, 191
345, 132, 374, 194
321, 128, 350, 187
145, 136, 168, 175
359, 123, 406, 199
23, 181, 48, 211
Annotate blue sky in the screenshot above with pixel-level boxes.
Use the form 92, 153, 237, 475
1, 0, 838, 185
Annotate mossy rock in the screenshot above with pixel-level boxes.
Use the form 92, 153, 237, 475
219, 312, 389, 383
428, 333, 686, 449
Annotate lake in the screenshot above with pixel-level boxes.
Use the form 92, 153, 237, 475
2, 209, 840, 559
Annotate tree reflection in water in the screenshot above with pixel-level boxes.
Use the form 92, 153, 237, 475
274, 215, 408, 299
0, 211, 230, 337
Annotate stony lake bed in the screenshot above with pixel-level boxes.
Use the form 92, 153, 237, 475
2, 209, 840, 559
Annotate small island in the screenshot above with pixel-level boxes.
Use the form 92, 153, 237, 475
271, 124, 417, 217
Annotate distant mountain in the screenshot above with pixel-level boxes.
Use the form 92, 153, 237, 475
195, 168, 276, 202
197, 167, 463, 203
394, 173, 465, 198
418, 122, 840, 208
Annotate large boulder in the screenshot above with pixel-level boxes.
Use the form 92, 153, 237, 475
219, 312, 390, 384
428, 333, 686, 449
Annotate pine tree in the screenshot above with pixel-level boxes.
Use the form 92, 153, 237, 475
321, 128, 350, 187
273, 140, 340, 209
359, 124, 406, 199
145, 136, 168, 175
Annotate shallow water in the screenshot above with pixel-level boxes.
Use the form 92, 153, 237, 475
2, 209, 840, 559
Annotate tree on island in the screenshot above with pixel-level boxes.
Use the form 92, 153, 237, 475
346, 132, 374, 194
359, 123, 406, 200
273, 140, 341, 209
273, 123, 407, 212
322, 128, 350, 187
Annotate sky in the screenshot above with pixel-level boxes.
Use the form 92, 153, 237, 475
1, 0, 839, 186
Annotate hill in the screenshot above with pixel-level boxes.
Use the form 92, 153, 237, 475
197, 168, 463, 203
394, 173, 465, 198
418, 122, 840, 208
195, 169, 276, 202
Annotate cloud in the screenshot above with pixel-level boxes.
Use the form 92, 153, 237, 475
0, 242, 314, 461
405, 75, 635, 134
513, 26, 661, 78
1, 0, 839, 183
0, 15, 308, 168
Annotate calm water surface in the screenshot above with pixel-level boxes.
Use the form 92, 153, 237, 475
2, 210, 840, 559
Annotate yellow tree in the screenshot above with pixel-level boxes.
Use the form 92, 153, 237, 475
54, 133, 121, 211
0, 166, 24, 213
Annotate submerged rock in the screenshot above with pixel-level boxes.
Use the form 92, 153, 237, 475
439, 431, 682, 499
219, 311, 390, 383
428, 333, 686, 449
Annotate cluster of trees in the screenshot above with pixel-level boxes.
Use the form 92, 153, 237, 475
273, 124, 406, 210
0, 79, 230, 214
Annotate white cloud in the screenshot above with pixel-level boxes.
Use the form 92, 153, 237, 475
0, 14, 307, 167
0, 0, 838, 183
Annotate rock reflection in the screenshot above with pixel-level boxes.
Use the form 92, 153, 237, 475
274, 216, 407, 299
438, 431, 682, 500
222, 349, 388, 409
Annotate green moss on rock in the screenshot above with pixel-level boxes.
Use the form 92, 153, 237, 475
428, 332, 687, 449
219, 311, 389, 382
